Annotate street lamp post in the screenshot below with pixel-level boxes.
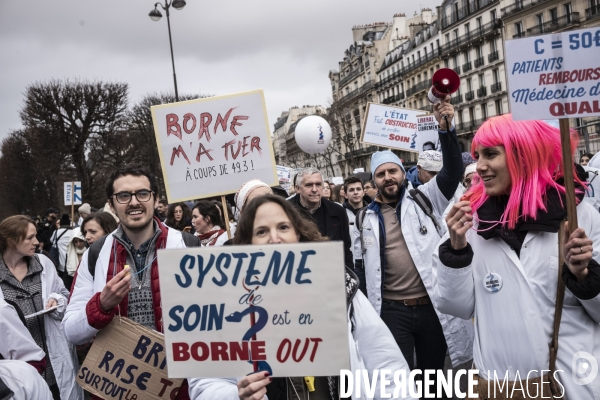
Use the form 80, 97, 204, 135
149, 0, 186, 102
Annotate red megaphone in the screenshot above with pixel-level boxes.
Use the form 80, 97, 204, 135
427, 68, 461, 104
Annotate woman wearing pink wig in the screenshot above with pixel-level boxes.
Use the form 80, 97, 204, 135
433, 114, 600, 399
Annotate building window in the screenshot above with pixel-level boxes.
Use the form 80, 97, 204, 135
464, 50, 471, 62
476, 46, 482, 58
482, 103, 488, 119
493, 68, 500, 83
453, 29, 459, 40
467, 78, 473, 92
479, 73, 485, 86
514, 22, 524, 37
535, 13, 544, 27
495, 99, 503, 115
476, 17, 483, 31
469, 106, 475, 122
564, 2, 573, 21
490, 38, 497, 53
445, 33, 450, 44
465, 23, 470, 35
549, 8, 558, 22
490, 9, 497, 20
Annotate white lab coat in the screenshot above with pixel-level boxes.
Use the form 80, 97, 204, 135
0, 254, 82, 400
353, 178, 473, 367
0, 360, 53, 400
433, 200, 600, 399
62, 227, 186, 345
0, 299, 46, 362
188, 290, 418, 400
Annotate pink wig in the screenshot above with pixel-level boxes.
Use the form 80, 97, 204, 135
464, 114, 581, 229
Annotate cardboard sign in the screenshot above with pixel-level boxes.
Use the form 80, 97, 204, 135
361, 103, 423, 152
77, 318, 184, 400
276, 165, 292, 194
505, 27, 600, 121
157, 242, 350, 378
151, 90, 279, 202
416, 115, 441, 153
64, 182, 82, 206
330, 176, 344, 185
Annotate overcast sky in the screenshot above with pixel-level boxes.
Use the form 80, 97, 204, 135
0, 0, 440, 144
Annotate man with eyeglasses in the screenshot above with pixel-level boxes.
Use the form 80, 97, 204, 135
363, 179, 378, 201
288, 167, 354, 269
63, 164, 194, 400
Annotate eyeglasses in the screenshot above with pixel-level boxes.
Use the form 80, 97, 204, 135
113, 189, 154, 204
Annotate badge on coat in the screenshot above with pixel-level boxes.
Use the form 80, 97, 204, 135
364, 237, 375, 247
483, 272, 503, 293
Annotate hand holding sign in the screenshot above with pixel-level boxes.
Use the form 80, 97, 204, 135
237, 372, 270, 400
100, 269, 132, 312
433, 96, 454, 131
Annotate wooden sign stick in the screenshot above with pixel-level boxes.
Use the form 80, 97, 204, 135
559, 118, 578, 233
221, 195, 232, 239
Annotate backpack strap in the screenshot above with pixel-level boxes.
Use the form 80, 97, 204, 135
408, 188, 442, 232
88, 235, 108, 278
53, 228, 70, 246
356, 207, 368, 255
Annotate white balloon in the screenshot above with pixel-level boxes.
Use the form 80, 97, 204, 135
294, 116, 332, 154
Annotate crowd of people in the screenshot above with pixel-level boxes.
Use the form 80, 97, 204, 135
0, 96, 599, 400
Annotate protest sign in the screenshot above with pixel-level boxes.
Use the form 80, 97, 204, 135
416, 115, 440, 153
331, 176, 344, 185
505, 27, 600, 120
64, 182, 82, 206
77, 318, 184, 400
151, 90, 279, 202
157, 242, 350, 378
360, 103, 422, 152
276, 165, 292, 193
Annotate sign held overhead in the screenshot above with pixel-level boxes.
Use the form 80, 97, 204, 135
505, 27, 600, 120
151, 90, 279, 202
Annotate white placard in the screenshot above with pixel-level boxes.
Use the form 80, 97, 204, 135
276, 165, 292, 193
151, 90, 279, 202
157, 242, 350, 378
505, 27, 600, 121
360, 103, 422, 152
416, 115, 441, 153
64, 181, 82, 206
331, 177, 344, 185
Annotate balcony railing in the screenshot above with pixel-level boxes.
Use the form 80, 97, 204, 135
441, 20, 502, 54
488, 51, 499, 63
501, 0, 546, 18
526, 13, 580, 37
451, 94, 464, 104
513, 31, 527, 38
339, 67, 365, 88
463, 61, 473, 73
453, 66, 461, 75
474, 57, 485, 68
442, 0, 498, 29
586, 5, 600, 20
406, 81, 430, 97
477, 87, 487, 98
344, 145, 379, 160
395, 92, 405, 101
333, 80, 373, 106
491, 82, 502, 93
465, 91, 475, 101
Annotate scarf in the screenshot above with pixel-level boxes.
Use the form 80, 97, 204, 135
197, 225, 225, 246
477, 189, 568, 255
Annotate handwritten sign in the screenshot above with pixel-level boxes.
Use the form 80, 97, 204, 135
157, 242, 350, 378
416, 115, 440, 153
505, 27, 600, 120
151, 90, 279, 202
360, 103, 422, 152
77, 318, 184, 400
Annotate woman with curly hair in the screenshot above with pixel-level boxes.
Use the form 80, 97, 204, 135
189, 194, 414, 400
